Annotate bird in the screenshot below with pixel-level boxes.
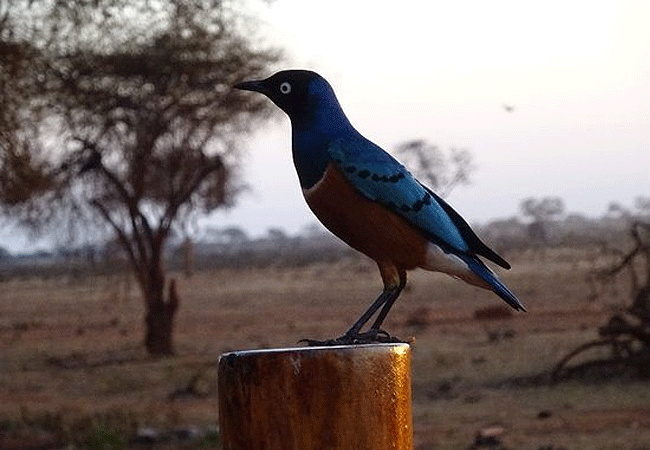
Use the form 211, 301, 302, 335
235, 70, 525, 345
503, 104, 515, 113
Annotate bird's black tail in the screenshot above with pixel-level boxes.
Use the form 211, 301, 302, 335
461, 254, 525, 311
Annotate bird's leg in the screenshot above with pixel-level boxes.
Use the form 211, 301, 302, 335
299, 288, 394, 346
300, 265, 407, 346
339, 287, 398, 342
340, 266, 407, 344
346, 269, 407, 344
368, 269, 407, 334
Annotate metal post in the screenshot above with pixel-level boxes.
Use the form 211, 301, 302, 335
218, 343, 413, 450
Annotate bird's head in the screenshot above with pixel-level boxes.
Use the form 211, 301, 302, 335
235, 70, 345, 128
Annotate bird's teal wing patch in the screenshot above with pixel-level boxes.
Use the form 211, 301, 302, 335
327, 136, 469, 253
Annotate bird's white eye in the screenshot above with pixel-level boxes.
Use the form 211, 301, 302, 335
279, 82, 291, 94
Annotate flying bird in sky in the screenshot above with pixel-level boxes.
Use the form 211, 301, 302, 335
235, 70, 524, 345
503, 104, 516, 113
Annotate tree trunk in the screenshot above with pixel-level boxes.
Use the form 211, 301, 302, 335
144, 275, 179, 356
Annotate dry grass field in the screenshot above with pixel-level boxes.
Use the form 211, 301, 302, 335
1, 247, 650, 449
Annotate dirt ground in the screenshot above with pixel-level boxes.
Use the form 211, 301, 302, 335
1, 248, 650, 449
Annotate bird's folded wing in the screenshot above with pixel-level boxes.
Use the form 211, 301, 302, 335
327, 137, 470, 254
328, 137, 511, 269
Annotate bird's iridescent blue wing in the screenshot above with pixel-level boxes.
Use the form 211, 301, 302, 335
327, 135, 510, 268
327, 136, 470, 252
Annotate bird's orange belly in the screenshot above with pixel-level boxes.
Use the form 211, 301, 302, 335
303, 163, 429, 270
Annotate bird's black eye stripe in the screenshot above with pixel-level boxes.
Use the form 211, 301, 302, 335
280, 82, 291, 94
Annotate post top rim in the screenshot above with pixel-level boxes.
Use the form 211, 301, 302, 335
219, 342, 410, 360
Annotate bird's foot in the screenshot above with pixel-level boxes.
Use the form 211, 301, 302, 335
299, 329, 409, 347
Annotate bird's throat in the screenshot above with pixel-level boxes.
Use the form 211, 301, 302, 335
291, 131, 333, 189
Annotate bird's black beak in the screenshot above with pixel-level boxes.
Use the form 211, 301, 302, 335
234, 79, 267, 94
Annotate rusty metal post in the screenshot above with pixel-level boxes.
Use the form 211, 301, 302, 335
218, 343, 413, 450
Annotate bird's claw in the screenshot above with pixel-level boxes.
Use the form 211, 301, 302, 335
299, 329, 409, 347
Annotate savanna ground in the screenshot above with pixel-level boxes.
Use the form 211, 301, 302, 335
1, 247, 650, 449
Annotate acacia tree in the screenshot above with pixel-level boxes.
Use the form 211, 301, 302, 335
1, 0, 280, 355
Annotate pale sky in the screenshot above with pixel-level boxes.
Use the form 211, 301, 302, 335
209, 0, 650, 237
2, 0, 649, 252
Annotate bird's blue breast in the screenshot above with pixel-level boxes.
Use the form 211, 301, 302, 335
292, 131, 333, 189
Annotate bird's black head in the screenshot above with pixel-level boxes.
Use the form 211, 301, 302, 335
234, 70, 334, 124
